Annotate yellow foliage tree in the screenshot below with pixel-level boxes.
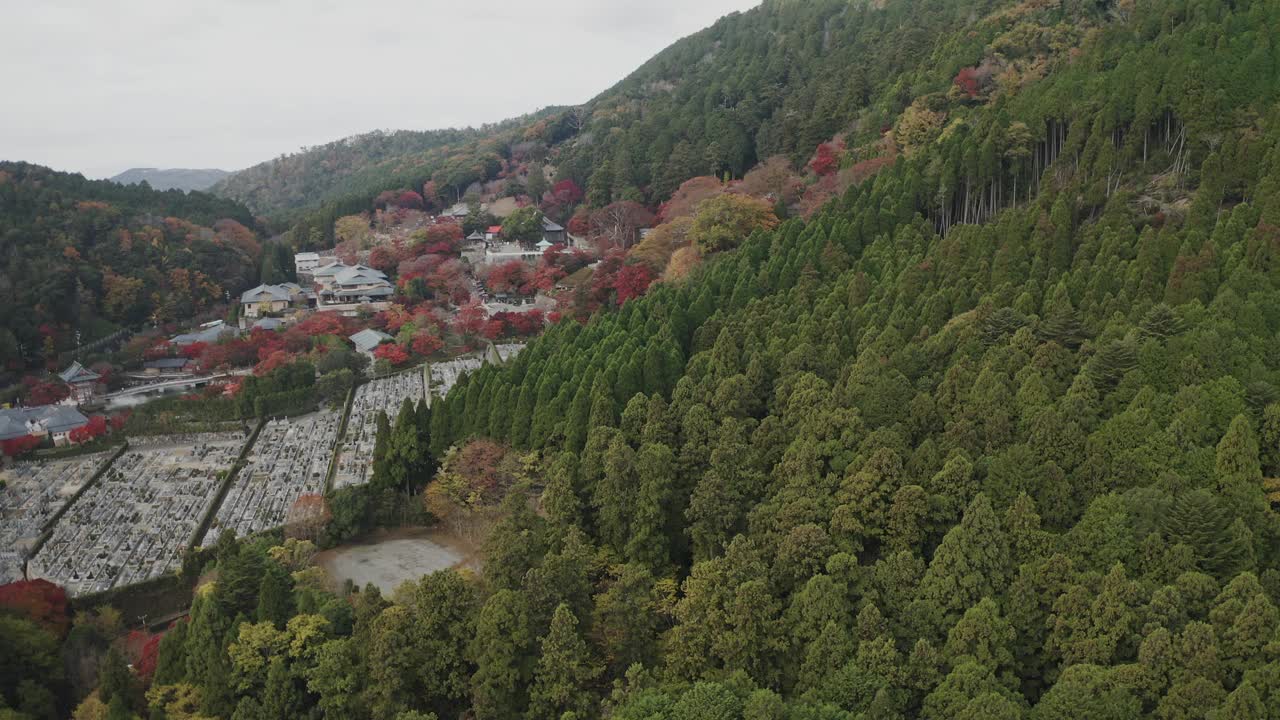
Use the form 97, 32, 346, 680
687, 194, 779, 254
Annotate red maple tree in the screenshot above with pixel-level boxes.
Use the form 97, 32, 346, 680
0, 579, 70, 637
373, 343, 410, 366
69, 415, 109, 444
411, 332, 444, 357
613, 263, 656, 304
2, 435, 40, 458
809, 142, 841, 176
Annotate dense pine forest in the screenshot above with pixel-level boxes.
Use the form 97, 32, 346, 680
6, 0, 1280, 718
0, 162, 262, 371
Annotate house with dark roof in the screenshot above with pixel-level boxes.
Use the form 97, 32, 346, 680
58, 362, 101, 404
313, 263, 395, 306
0, 405, 90, 446
143, 358, 194, 376
541, 217, 566, 245
240, 283, 315, 319
171, 320, 238, 347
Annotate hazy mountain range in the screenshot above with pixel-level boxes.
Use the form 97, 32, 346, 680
109, 167, 231, 192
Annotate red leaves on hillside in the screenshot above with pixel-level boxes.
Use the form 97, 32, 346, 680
453, 301, 488, 338
566, 209, 591, 237
26, 378, 70, 406
69, 415, 108, 444
373, 343, 410, 366
658, 176, 724, 222
809, 142, 842, 176
411, 332, 445, 357
179, 342, 207, 360
613, 263, 656, 304
375, 189, 424, 210
0, 579, 70, 637
368, 247, 398, 274
125, 629, 162, 680
293, 312, 348, 338
483, 261, 533, 296
254, 350, 295, 376
954, 67, 982, 97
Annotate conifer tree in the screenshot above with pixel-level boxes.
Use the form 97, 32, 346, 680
527, 605, 602, 720
256, 562, 294, 629
261, 656, 303, 720
625, 442, 677, 568
1216, 415, 1267, 521
469, 590, 534, 720
912, 494, 1009, 639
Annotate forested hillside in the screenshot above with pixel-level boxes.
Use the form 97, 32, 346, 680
37, 0, 1280, 719
209, 119, 554, 219
0, 162, 262, 370
221, 0, 1064, 236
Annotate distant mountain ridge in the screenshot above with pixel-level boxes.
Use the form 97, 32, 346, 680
110, 167, 231, 192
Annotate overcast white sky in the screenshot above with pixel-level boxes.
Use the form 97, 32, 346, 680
0, 0, 759, 179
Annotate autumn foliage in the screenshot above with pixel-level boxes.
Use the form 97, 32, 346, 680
424, 439, 524, 533
25, 378, 70, 406
808, 142, 842, 176
373, 343, 410, 366
482, 261, 533, 296
0, 579, 70, 637
125, 628, 163, 679
285, 493, 332, 541
2, 434, 41, 457
68, 415, 109, 444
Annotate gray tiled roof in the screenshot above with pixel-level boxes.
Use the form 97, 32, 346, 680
253, 318, 284, 330
0, 413, 29, 440
240, 284, 293, 303
171, 321, 238, 346
58, 361, 100, 384
349, 329, 393, 352
144, 358, 192, 369
0, 405, 89, 438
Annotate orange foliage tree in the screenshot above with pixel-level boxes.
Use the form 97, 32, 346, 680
285, 494, 332, 541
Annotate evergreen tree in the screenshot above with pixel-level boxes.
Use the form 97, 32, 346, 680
527, 605, 603, 720
912, 494, 1010, 639
256, 562, 295, 629
260, 656, 303, 720
469, 590, 534, 720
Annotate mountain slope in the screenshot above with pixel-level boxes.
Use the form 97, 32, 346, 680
415, 0, 1280, 711
0, 162, 262, 372
209, 119, 553, 218
224, 0, 1118, 245
109, 167, 230, 192
52, 0, 1280, 718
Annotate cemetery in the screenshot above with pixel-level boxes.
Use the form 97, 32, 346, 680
333, 369, 426, 488
0, 451, 116, 585
27, 434, 243, 596
204, 410, 342, 543
427, 343, 525, 400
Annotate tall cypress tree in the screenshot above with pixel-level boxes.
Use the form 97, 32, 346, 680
911, 494, 1009, 640
527, 604, 603, 720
